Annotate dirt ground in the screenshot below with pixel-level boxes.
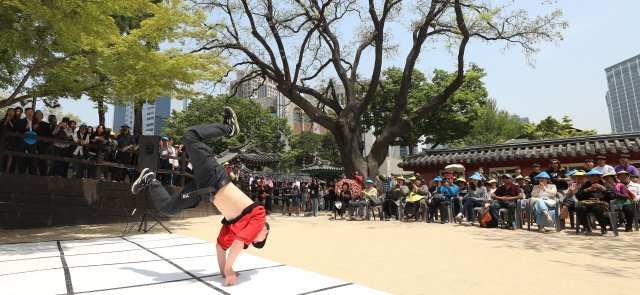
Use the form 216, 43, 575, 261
2, 214, 639, 295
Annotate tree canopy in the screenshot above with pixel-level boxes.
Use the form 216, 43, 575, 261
279, 131, 341, 172
453, 98, 525, 146
196, 0, 567, 177
0, 0, 226, 112
363, 64, 487, 151
163, 95, 292, 154
524, 116, 597, 140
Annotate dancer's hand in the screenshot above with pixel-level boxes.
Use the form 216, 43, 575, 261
224, 268, 238, 286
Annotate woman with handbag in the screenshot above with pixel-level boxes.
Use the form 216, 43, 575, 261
530, 172, 558, 233
456, 173, 489, 225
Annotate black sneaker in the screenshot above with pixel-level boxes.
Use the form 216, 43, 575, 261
223, 107, 240, 136
601, 228, 608, 237
131, 168, 155, 194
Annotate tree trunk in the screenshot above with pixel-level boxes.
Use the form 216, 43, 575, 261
408, 145, 415, 155
97, 99, 106, 126
134, 101, 143, 137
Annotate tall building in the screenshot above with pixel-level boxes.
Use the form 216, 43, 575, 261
112, 96, 188, 135
605, 53, 640, 133
231, 72, 326, 135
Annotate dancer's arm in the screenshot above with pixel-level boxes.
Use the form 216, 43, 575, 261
223, 240, 245, 286
216, 244, 227, 276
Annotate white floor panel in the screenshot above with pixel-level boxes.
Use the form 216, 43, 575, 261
0, 241, 60, 261
69, 260, 191, 293
84, 279, 221, 295
1, 234, 387, 295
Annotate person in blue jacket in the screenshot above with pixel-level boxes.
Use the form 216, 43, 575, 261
428, 174, 459, 223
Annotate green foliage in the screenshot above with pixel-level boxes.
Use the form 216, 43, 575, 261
362, 64, 488, 148
0, 0, 226, 109
453, 98, 525, 146
523, 116, 597, 140
279, 131, 341, 172
162, 95, 292, 154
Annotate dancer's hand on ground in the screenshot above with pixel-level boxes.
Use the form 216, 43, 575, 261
224, 268, 240, 286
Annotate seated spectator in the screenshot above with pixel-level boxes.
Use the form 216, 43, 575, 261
404, 176, 429, 221
428, 174, 458, 223
632, 174, 640, 184
490, 174, 523, 230
614, 154, 639, 175
575, 170, 615, 236
529, 164, 542, 185
529, 172, 557, 233
594, 155, 615, 175
487, 178, 498, 195
356, 179, 378, 220
348, 186, 366, 221
516, 175, 533, 199
617, 170, 640, 198
334, 182, 351, 220
455, 173, 489, 225
562, 170, 586, 228
603, 172, 635, 232
384, 176, 408, 221
453, 177, 468, 216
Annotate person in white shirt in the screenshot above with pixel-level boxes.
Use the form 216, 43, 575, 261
72, 124, 90, 178
593, 155, 615, 175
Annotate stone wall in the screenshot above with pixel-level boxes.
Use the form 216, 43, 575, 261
0, 173, 219, 229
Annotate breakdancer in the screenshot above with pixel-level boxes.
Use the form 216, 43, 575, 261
131, 107, 269, 286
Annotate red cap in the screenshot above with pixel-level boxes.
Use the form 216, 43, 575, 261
443, 173, 454, 179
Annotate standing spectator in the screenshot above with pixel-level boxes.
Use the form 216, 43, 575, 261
477, 167, 488, 180
266, 176, 274, 213
489, 174, 524, 230
529, 164, 542, 185
14, 107, 38, 174
52, 117, 73, 177
159, 136, 175, 185
291, 184, 302, 217
308, 179, 319, 217
71, 124, 90, 178
47, 115, 57, 134
614, 154, 639, 175
13, 107, 23, 120
115, 124, 135, 182
33, 110, 51, 175
352, 170, 363, 188
529, 172, 557, 233
513, 167, 523, 179
548, 159, 569, 196
593, 155, 615, 175
325, 184, 337, 214
584, 159, 596, 171
2, 108, 17, 172
88, 124, 109, 180
575, 170, 615, 236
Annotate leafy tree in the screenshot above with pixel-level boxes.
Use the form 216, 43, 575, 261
1, 0, 226, 133
199, 0, 567, 177
524, 116, 597, 140
454, 99, 525, 146
163, 95, 292, 154
40, 106, 83, 125
279, 131, 341, 171
363, 65, 487, 152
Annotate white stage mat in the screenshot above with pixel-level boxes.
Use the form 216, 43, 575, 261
0, 234, 387, 295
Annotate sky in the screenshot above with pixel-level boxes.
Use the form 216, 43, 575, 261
59, 0, 640, 134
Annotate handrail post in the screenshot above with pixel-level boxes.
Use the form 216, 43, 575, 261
0, 127, 6, 170
179, 151, 186, 187
95, 141, 103, 180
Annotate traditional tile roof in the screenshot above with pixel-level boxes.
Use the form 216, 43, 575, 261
217, 143, 280, 165
301, 160, 344, 175
400, 132, 640, 169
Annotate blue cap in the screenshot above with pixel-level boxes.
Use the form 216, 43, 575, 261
365, 178, 374, 184
433, 176, 443, 182
586, 170, 603, 176
535, 172, 550, 179
161, 136, 170, 140
79, 124, 88, 129
469, 173, 483, 181
566, 169, 578, 176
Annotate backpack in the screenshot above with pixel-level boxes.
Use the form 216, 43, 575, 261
480, 207, 498, 228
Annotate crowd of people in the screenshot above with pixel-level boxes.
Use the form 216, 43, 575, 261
2, 107, 187, 184
238, 157, 640, 237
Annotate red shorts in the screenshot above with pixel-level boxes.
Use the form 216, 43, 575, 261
216, 204, 266, 250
